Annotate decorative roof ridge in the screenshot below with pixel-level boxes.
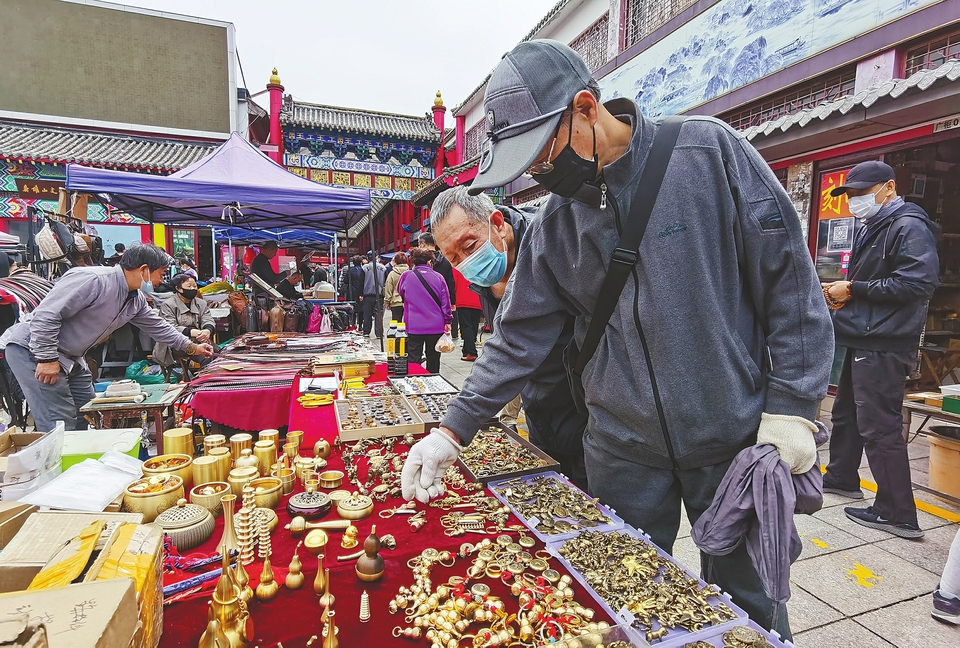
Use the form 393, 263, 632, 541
741, 59, 960, 141
286, 100, 437, 125
0, 119, 222, 147
411, 154, 481, 204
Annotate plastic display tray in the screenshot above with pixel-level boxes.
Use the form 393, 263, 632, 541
657, 619, 793, 648
334, 395, 424, 441
487, 471, 625, 544
389, 373, 460, 396
533, 622, 650, 647
456, 421, 558, 484
546, 525, 748, 647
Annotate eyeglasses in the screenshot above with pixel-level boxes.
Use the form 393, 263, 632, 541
525, 111, 570, 176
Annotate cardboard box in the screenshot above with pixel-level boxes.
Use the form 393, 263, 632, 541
0, 424, 64, 502
0, 502, 38, 549
0, 511, 141, 593
0, 579, 138, 648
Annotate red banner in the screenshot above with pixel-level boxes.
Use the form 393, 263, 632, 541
819, 170, 853, 220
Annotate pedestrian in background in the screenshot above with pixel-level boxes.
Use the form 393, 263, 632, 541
452, 267, 482, 361
822, 161, 939, 539
361, 252, 387, 338
397, 247, 451, 373
383, 252, 409, 322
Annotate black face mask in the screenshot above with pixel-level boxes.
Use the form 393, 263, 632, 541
180, 288, 198, 300
532, 114, 598, 198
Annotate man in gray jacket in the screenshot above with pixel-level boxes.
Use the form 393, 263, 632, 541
2, 244, 213, 432
401, 40, 832, 638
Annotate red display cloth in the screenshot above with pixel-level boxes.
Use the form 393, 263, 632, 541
159, 366, 609, 647
287, 363, 429, 438
189, 384, 292, 431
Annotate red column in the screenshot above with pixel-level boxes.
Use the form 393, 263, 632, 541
267, 69, 285, 165
432, 92, 447, 179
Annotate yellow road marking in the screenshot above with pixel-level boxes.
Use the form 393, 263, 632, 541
811, 538, 830, 549
821, 465, 960, 523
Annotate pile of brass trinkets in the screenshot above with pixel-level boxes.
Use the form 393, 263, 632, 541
340, 436, 410, 501
703, 625, 777, 648
339, 397, 415, 429
557, 531, 737, 642
345, 381, 399, 399
390, 542, 611, 647
405, 394, 452, 422
492, 474, 614, 536
458, 426, 550, 480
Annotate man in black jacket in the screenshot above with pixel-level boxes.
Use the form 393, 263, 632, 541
249, 241, 288, 294
823, 161, 939, 539
430, 186, 588, 490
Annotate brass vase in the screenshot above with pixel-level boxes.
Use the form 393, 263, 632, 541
255, 553, 279, 601
285, 543, 304, 590
234, 558, 253, 604
322, 610, 338, 648
218, 494, 239, 555
313, 555, 326, 595
318, 567, 335, 609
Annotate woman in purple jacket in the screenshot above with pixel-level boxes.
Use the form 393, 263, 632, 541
397, 247, 452, 373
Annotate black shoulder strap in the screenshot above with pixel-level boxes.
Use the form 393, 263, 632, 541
575, 117, 684, 374
413, 267, 443, 309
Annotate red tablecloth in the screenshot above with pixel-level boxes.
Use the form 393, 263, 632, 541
159, 365, 608, 647
190, 377, 297, 433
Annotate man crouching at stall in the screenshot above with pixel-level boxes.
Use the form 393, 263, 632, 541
401, 40, 833, 640
2, 244, 213, 432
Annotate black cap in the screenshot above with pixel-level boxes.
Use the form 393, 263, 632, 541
830, 161, 896, 197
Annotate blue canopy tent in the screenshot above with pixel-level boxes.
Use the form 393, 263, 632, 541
65, 133, 370, 231
213, 227, 335, 247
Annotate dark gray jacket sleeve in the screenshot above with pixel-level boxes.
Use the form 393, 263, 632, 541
850, 219, 939, 303
198, 301, 215, 333
28, 271, 101, 361
441, 222, 570, 443
727, 135, 834, 421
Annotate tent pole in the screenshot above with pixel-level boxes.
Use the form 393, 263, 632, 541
210, 226, 216, 280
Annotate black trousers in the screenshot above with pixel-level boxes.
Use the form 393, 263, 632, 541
451, 311, 459, 339
827, 347, 918, 526
407, 334, 441, 373
457, 308, 482, 357
390, 306, 404, 322
361, 294, 382, 337
584, 432, 791, 640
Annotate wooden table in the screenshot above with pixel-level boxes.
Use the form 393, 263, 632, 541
918, 345, 960, 387
79, 383, 185, 454
901, 399, 960, 505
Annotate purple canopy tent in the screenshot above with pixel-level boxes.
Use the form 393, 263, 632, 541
65, 133, 370, 231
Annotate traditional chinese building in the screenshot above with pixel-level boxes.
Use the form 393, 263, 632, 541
265, 69, 446, 257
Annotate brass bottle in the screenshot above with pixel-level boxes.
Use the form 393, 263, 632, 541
198, 605, 230, 648
218, 495, 239, 555
313, 554, 327, 595
322, 610, 339, 648
210, 547, 251, 648
286, 543, 304, 590
234, 559, 253, 603
255, 552, 279, 601
318, 567, 335, 609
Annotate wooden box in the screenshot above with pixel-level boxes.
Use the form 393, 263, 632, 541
334, 396, 425, 441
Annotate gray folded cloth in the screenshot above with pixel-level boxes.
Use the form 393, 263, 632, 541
691, 423, 827, 603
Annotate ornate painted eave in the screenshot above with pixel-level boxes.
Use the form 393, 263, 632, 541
741, 60, 960, 141
412, 155, 480, 206
0, 121, 218, 172
281, 100, 441, 143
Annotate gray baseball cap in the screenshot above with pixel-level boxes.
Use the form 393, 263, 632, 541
468, 39, 593, 196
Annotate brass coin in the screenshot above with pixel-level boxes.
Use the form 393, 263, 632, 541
507, 562, 525, 574
470, 583, 491, 597
506, 542, 523, 554
731, 626, 762, 643
518, 535, 536, 548
477, 549, 496, 562
422, 548, 440, 561
496, 534, 513, 547
528, 558, 548, 572
542, 568, 561, 583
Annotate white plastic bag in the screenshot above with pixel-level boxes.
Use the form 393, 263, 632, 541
436, 333, 456, 353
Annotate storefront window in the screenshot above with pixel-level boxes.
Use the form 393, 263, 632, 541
813, 167, 859, 281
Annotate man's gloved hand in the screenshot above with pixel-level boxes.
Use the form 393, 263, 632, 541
401, 428, 463, 503
757, 412, 818, 474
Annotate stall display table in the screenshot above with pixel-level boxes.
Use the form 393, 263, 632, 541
901, 399, 960, 505
79, 383, 184, 453
918, 345, 960, 387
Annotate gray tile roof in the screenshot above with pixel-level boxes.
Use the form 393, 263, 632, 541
282, 101, 441, 143
742, 60, 960, 141
412, 155, 480, 205
0, 121, 218, 171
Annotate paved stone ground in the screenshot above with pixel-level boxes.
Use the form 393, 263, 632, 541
429, 334, 960, 647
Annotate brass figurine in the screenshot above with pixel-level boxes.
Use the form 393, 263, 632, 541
340, 525, 358, 549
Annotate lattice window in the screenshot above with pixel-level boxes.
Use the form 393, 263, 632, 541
720, 67, 857, 131
465, 119, 486, 160
626, 0, 696, 48
905, 28, 960, 76
569, 13, 610, 72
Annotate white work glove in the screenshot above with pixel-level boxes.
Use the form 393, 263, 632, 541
401, 428, 462, 503
756, 412, 818, 474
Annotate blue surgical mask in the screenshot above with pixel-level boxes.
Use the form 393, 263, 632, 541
457, 218, 508, 287
140, 269, 154, 295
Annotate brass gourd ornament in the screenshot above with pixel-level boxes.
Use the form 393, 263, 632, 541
255, 552, 279, 601
318, 567, 335, 609
233, 558, 253, 604
355, 525, 385, 582
286, 542, 304, 590
198, 604, 230, 648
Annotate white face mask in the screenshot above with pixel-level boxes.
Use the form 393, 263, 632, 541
848, 186, 885, 222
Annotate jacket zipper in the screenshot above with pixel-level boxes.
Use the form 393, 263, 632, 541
605, 188, 679, 469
